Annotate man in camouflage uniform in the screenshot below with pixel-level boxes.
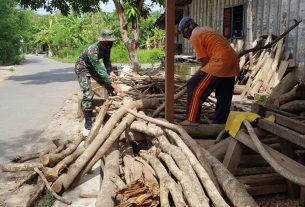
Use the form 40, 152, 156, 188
75, 29, 121, 130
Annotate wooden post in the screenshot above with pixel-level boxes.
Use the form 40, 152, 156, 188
165, 0, 175, 122
223, 138, 245, 174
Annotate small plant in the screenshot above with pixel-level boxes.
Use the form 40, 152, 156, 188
8, 67, 15, 72
33, 190, 54, 207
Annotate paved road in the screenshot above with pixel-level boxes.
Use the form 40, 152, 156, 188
0, 55, 78, 164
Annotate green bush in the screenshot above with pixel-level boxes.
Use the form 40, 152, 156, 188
138, 48, 164, 63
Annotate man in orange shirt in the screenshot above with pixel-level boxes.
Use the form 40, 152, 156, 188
178, 17, 240, 125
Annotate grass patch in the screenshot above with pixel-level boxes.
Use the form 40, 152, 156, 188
33, 190, 54, 207
50, 45, 164, 64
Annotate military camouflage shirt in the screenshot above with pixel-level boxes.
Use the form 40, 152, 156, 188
79, 42, 113, 88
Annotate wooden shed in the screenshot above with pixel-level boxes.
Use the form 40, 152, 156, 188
181, 0, 305, 62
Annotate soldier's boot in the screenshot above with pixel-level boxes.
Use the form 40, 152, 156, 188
84, 111, 93, 130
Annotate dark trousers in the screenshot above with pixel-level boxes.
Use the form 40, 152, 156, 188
186, 70, 235, 124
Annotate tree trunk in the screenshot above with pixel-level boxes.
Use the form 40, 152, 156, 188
95, 141, 120, 207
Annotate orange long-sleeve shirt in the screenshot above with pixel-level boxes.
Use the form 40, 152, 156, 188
190, 27, 240, 77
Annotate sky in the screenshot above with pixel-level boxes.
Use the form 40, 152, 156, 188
36, 0, 162, 15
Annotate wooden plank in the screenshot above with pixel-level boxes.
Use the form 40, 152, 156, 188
257, 119, 305, 148
207, 138, 230, 161
270, 60, 289, 89
236, 166, 275, 176
266, 111, 305, 134
251, 102, 296, 117
223, 138, 245, 174
280, 139, 299, 198
261, 0, 270, 35
300, 187, 305, 207
247, 184, 287, 196
297, 0, 305, 62
196, 139, 216, 149
237, 173, 285, 186
235, 130, 305, 178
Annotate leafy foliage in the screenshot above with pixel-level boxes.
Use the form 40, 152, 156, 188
0, 0, 30, 65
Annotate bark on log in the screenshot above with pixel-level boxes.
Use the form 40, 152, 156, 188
152, 87, 187, 117
85, 99, 111, 147
158, 152, 208, 207
243, 120, 305, 186
140, 150, 187, 207
123, 155, 143, 184
95, 141, 120, 207
40, 136, 83, 167
182, 124, 225, 139
79, 113, 137, 179
130, 120, 164, 137
34, 168, 72, 205
201, 148, 259, 207
157, 135, 208, 204
11, 153, 41, 163
280, 100, 305, 113
165, 130, 229, 207
61, 99, 157, 190
2, 163, 43, 172
43, 146, 85, 182
267, 71, 299, 106
51, 173, 66, 193
25, 178, 45, 207
125, 108, 220, 191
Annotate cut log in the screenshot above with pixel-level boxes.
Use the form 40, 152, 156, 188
84, 99, 111, 147
181, 124, 225, 139
201, 148, 259, 207
25, 178, 45, 207
79, 113, 137, 179
61, 99, 157, 190
123, 155, 143, 184
158, 152, 208, 207
165, 130, 230, 207
207, 138, 230, 161
125, 108, 220, 192
2, 163, 43, 172
34, 168, 72, 205
43, 146, 85, 182
280, 100, 305, 113
157, 135, 208, 205
152, 87, 186, 117
140, 150, 187, 207
243, 120, 305, 186
95, 141, 120, 207
40, 136, 83, 167
130, 120, 164, 137
267, 71, 299, 106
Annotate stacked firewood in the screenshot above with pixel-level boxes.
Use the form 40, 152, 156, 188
2, 97, 259, 207
266, 68, 305, 115
237, 20, 303, 100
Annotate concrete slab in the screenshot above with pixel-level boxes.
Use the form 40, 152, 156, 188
53, 162, 101, 207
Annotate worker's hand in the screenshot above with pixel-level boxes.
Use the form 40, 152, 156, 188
109, 71, 118, 80
111, 83, 122, 94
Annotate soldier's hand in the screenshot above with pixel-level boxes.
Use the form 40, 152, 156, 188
110, 71, 118, 80
111, 83, 122, 94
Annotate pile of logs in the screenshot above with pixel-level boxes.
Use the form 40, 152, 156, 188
2, 98, 259, 207
237, 19, 303, 99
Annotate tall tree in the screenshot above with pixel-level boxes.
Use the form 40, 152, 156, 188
19, 0, 164, 70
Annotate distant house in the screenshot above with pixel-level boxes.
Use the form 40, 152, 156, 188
157, 0, 305, 62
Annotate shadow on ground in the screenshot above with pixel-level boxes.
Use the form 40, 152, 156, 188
8, 67, 77, 85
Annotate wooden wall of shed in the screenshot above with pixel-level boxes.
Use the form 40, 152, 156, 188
183, 0, 305, 62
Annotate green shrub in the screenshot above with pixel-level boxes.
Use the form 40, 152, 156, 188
138, 48, 164, 63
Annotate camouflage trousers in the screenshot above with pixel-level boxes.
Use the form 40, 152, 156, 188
75, 58, 111, 111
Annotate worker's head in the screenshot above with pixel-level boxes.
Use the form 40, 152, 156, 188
98, 29, 116, 49
178, 16, 198, 39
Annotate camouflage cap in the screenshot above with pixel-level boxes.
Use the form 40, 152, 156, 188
97, 29, 116, 42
